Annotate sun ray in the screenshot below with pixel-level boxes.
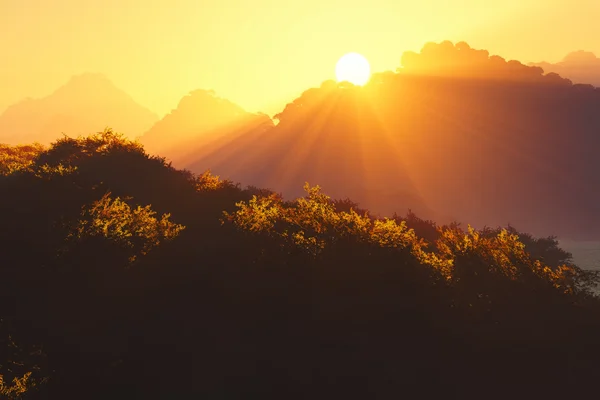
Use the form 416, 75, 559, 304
358, 79, 431, 218
310, 87, 373, 204
265, 85, 342, 193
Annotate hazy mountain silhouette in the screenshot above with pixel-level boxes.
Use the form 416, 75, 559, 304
0, 73, 158, 145
530, 51, 600, 87
184, 80, 439, 221
139, 90, 274, 165
183, 41, 600, 240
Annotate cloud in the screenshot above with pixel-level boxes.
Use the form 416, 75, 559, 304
530, 51, 600, 87
398, 41, 571, 85
0, 73, 158, 145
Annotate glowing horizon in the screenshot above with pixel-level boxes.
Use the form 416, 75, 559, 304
1, 0, 599, 120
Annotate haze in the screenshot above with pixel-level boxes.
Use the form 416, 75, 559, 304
6, 1, 600, 397
2, 0, 599, 119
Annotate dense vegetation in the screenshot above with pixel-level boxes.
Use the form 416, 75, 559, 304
1, 129, 599, 399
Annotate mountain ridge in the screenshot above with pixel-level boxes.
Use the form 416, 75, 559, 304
0, 72, 159, 145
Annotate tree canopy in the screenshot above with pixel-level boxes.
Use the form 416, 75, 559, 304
1, 129, 599, 399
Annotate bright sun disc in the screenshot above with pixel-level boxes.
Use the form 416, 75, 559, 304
335, 53, 371, 86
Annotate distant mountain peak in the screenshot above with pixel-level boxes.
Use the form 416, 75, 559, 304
140, 89, 271, 158
51, 72, 130, 100
0, 73, 158, 145
68, 71, 111, 81
562, 50, 598, 64
173, 89, 245, 117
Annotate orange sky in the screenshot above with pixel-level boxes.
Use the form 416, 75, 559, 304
1, 0, 599, 118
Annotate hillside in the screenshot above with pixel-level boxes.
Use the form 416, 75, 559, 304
1, 130, 599, 399
0, 73, 158, 145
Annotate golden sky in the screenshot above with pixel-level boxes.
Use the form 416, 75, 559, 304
1, 0, 599, 118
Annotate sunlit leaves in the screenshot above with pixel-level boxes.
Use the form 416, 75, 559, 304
226, 183, 598, 296
0, 129, 146, 181
195, 170, 235, 192
0, 372, 33, 399
418, 224, 596, 294
226, 183, 422, 256
0, 143, 44, 176
371, 218, 420, 248
68, 193, 185, 263
43, 128, 144, 164
32, 163, 78, 179
229, 194, 282, 233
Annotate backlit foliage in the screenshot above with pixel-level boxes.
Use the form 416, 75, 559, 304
226, 183, 425, 256
0, 143, 44, 176
32, 162, 78, 179
228, 184, 598, 296
68, 192, 185, 263
480, 225, 575, 268
0, 372, 33, 399
41, 128, 145, 164
1, 129, 146, 179
195, 170, 235, 191
414, 224, 596, 295
2, 129, 600, 398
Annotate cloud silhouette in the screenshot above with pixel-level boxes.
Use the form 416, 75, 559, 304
399, 41, 572, 86
530, 51, 600, 87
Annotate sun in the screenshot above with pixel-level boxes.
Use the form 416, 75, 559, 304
335, 53, 371, 86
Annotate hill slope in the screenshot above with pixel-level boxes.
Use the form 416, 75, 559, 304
1, 131, 599, 399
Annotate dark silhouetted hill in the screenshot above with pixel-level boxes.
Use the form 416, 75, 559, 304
183, 41, 600, 240
139, 89, 274, 164
530, 51, 600, 87
1, 130, 600, 399
0, 73, 158, 145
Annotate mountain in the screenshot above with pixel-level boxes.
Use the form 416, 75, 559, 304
530, 51, 600, 87
139, 89, 274, 165
0, 73, 159, 145
182, 41, 600, 240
